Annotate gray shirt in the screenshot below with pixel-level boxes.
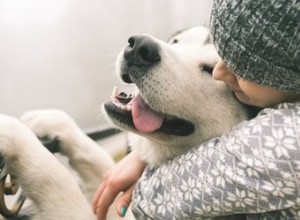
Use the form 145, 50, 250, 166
132, 102, 300, 220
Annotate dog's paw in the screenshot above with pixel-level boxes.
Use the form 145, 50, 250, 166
0, 114, 36, 173
21, 109, 80, 142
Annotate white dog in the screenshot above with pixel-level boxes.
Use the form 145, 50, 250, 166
0, 27, 256, 219
104, 26, 256, 164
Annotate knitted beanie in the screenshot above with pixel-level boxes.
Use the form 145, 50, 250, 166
210, 0, 300, 93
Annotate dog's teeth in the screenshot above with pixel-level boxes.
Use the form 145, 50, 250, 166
120, 105, 127, 111
118, 104, 124, 110
126, 105, 132, 111
112, 86, 118, 98
111, 86, 134, 111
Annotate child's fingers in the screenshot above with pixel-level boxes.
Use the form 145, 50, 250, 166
92, 181, 107, 213
116, 184, 135, 217
96, 185, 120, 220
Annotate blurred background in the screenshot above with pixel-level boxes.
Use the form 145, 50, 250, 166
0, 0, 213, 131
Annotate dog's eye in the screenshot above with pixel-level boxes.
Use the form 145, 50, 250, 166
170, 39, 178, 44
200, 64, 214, 75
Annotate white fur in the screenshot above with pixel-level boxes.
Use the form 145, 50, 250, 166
0, 114, 94, 220
0, 110, 134, 219
21, 110, 115, 203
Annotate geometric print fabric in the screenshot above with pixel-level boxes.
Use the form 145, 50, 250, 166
132, 102, 300, 220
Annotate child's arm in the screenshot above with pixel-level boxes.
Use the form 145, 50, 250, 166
132, 102, 300, 219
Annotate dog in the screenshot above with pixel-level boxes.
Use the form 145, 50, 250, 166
104, 26, 256, 164
0, 26, 257, 219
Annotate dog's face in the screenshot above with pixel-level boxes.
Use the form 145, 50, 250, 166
104, 26, 249, 152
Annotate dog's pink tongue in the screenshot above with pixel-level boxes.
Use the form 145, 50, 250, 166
131, 94, 163, 133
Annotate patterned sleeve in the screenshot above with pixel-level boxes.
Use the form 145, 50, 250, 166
131, 102, 300, 219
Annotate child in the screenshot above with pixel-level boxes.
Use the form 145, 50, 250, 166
93, 0, 300, 219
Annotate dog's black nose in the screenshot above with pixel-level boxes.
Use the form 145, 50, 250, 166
124, 35, 160, 66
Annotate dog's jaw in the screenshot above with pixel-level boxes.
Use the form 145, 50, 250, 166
104, 86, 195, 137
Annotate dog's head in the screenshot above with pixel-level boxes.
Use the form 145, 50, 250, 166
104, 26, 250, 160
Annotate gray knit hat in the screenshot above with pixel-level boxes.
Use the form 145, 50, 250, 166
210, 0, 300, 93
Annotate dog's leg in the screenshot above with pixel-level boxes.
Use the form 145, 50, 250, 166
21, 110, 137, 220
0, 114, 94, 220
21, 109, 115, 204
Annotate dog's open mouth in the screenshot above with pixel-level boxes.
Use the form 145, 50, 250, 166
104, 87, 194, 136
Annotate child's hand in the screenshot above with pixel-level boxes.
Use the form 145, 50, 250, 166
92, 152, 147, 220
